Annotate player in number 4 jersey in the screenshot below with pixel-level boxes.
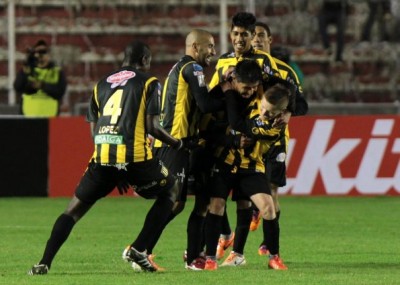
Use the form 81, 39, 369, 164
28, 41, 183, 275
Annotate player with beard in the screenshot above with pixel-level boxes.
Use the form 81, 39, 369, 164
134, 29, 228, 270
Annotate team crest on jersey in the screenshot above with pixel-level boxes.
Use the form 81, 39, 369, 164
107, 70, 136, 88
193, 63, 203, 71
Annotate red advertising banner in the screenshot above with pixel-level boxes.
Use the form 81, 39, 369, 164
48, 115, 400, 196
284, 115, 400, 195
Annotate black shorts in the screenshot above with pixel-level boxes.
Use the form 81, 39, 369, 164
187, 147, 215, 196
208, 162, 271, 201
153, 147, 190, 202
265, 143, 287, 187
75, 159, 176, 204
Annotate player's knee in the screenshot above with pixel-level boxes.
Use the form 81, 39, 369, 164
259, 202, 276, 221
163, 179, 179, 203
236, 199, 252, 210
208, 197, 225, 216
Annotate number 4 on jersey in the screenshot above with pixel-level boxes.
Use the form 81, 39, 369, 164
103, 89, 123, 124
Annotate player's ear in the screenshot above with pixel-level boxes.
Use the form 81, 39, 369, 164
142, 55, 150, 67
192, 42, 199, 53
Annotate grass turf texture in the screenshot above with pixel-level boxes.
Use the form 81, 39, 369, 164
0, 196, 399, 285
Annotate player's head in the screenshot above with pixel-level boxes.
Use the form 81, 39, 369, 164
186, 29, 216, 67
122, 40, 152, 72
231, 59, 262, 99
260, 83, 290, 121
252, 22, 272, 53
230, 12, 256, 56
271, 46, 291, 64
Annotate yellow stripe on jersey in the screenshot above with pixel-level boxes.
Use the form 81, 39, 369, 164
100, 144, 110, 164
215, 97, 282, 173
133, 77, 156, 162
116, 144, 126, 163
154, 60, 196, 147
170, 66, 191, 138
209, 49, 280, 90
93, 84, 100, 118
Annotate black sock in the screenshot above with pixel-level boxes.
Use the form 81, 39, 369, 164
232, 208, 252, 255
144, 211, 176, 254
204, 212, 223, 257
263, 217, 279, 255
260, 210, 280, 248
131, 197, 174, 252
186, 211, 205, 264
221, 208, 231, 236
39, 214, 76, 269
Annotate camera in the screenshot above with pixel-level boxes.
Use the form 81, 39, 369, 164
26, 48, 38, 69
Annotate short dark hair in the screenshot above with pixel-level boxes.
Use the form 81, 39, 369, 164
235, 59, 262, 84
231, 12, 256, 33
255, 21, 271, 37
123, 40, 151, 66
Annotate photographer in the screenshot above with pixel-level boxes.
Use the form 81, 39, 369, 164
14, 39, 67, 117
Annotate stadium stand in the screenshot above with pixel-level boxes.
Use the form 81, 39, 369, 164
0, 0, 399, 115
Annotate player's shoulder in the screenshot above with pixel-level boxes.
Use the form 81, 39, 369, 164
273, 57, 293, 72
252, 49, 274, 60
218, 51, 236, 60
215, 52, 237, 68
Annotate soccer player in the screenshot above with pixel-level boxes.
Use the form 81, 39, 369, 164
251, 21, 308, 255
217, 20, 309, 266
203, 59, 290, 271
143, 29, 228, 270
207, 11, 286, 266
28, 41, 183, 275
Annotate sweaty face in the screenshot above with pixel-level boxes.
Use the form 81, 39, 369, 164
196, 36, 216, 67
252, 26, 272, 53
234, 80, 260, 99
230, 26, 253, 56
260, 96, 288, 121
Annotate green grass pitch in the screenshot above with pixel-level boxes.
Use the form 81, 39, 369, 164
0, 196, 399, 285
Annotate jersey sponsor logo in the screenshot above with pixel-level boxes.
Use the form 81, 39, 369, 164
94, 134, 123, 145
107, 70, 136, 88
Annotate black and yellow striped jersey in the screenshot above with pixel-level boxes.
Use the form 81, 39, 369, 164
154, 55, 224, 147
268, 57, 308, 151
87, 66, 161, 164
214, 96, 283, 173
272, 57, 308, 116
209, 47, 280, 89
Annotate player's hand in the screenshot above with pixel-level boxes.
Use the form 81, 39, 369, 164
175, 137, 200, 151
117, 178, 130, 195
272, 111, 291, 128
222, 66, 235, 81
233, 134, 253, 149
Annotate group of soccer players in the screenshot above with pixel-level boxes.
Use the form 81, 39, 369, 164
28, 11, 307, 275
